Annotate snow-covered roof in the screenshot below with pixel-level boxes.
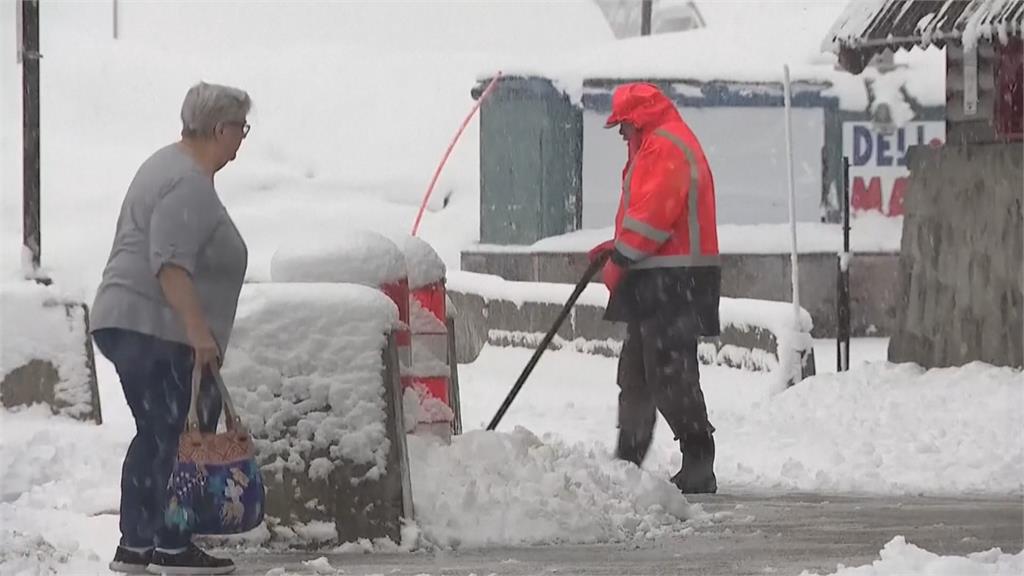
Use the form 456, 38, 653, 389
492, 2, 945, 111
825, 0, 1024, 62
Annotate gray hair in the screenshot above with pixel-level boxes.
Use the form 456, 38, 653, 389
180, 82, 252, 139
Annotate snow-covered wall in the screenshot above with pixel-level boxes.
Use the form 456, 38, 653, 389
0, 281, 101, 423
447, 271, 814, 392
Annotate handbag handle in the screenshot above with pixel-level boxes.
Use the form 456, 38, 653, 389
186, 360, 243, 433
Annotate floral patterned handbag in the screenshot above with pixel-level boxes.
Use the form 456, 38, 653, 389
165, 362, 265, 535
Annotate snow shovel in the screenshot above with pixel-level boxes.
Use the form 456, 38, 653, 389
486, 251, 611, 431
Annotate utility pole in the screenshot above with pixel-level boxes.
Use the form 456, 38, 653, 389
21, 0, 42, 274
640, 0, 653, 36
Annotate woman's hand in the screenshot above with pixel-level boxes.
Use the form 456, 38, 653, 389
186, 321, 221, 368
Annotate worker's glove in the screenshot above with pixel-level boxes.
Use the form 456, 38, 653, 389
588, 239, 615, 263
602, 260, 624, 293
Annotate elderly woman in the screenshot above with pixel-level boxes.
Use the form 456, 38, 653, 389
91, 82, 250, 575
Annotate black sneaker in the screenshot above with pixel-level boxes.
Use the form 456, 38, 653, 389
146, 543, 235, 575
109, 546, 153, 574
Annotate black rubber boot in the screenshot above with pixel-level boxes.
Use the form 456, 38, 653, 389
670, 432, 717, 494
615, 424, 654, 467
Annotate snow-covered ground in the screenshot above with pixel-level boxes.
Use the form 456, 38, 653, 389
459, 345, 1023, 496
2, 342, 1022, 574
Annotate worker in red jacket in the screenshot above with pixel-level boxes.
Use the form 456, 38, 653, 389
589, 82, 721, 494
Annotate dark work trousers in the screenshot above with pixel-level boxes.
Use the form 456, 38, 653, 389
615, 314, 713, 466
93, 328, 222, 550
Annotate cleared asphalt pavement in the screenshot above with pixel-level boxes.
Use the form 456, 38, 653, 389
233, 492, 1023, 575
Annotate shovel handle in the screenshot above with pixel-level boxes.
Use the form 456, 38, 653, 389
486, 252, 610, 431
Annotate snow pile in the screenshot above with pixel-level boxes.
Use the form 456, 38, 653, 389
802, 536, 1024, 576
404, 236, 447, 290
458, 348, 1023, 496
0, 407, 125, 575
0, 407, 120, 512
407, 428, 700, 547
719, 297, 815, 393
301, 556, 340, 574
0, 281, 97, 420
220, 283, 400, 482
0, 528, 101, 576
715, 362, 1024, 495
270, 230, 407, 286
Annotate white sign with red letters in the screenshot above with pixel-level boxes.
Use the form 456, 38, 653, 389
842, 121, 946, 217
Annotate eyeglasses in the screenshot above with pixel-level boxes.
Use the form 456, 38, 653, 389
224, 121, 250, 139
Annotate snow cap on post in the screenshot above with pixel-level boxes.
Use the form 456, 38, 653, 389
403, 236, 446, 290
270, 230, 407, 286
271, 229, 412, 368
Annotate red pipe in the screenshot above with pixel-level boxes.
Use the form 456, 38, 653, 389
411, 71, 503, 236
